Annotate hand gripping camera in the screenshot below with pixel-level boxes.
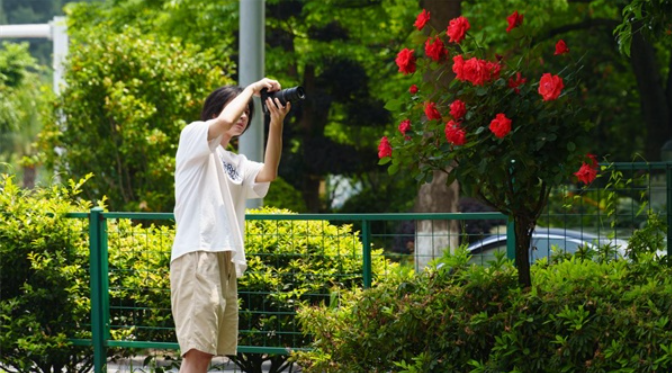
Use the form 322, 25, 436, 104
260, 86, 306, 114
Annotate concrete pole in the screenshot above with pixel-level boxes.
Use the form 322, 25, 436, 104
51, 17, 68, 95
239, 0, 265, 209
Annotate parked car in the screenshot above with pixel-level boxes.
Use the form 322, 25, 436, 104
466, 228, 629, 264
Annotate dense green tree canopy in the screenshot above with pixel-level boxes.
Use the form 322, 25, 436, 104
40, 28, 233, 211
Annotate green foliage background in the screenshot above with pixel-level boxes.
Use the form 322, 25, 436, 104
39, 28, 233, 211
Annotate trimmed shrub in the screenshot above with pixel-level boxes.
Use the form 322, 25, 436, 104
295, 248, 672, 372
0, 174, 93, 373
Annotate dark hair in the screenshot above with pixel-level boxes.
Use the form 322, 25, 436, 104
200, 85, 255, 135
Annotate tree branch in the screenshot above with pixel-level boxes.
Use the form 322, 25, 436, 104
534, 18, 620, 44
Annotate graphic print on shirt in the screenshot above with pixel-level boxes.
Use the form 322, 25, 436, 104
222, 159, 242, 183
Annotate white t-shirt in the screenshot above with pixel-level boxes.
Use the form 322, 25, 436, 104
171, 120, 270, 278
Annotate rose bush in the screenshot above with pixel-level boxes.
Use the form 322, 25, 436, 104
381, 9, 597, 287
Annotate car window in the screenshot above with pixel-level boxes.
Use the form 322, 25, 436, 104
531, 238, 584, 261
469, 243, 507, 265
468, 235, 593, 265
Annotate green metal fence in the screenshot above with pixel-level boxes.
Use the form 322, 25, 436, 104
66, 209, 513, 373
64, 162, 672, 373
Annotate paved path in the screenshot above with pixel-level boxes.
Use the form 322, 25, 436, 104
108, 356, 290, 373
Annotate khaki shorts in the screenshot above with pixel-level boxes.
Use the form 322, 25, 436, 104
170, 250, 238, 357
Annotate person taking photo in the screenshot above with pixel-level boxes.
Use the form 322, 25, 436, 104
170, 78, 290, 373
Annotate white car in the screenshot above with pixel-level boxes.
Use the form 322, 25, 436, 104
467, 227, 629, 264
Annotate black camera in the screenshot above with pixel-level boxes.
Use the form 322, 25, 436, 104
260, 86, 306, 114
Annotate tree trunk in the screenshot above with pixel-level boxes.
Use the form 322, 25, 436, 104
413, 0, 463, 271
22, 165, 35, 189
414, 170, 460, 269
629, 26, 671, 160
513, 215, 535, 288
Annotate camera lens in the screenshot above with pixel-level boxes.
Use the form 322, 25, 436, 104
261, 86, 306, 114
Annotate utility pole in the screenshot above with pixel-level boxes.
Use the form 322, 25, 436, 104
239, 0, 265, 209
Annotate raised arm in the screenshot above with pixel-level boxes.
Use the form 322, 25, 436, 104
256, 97, 291, 182
207, 78, 281, 141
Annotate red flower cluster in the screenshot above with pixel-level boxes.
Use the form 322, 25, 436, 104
384, 9, 578, 163
424, 101, 442, 121
414, 9, 430, 31
398, 119, 411, 135
395, 48, 416, 75
574, 154, 599, 184
449, 99, 466, 120
446, 16, 470, 43
445, 120, 466, 145
506, 11, 524, 32
378, 136, 393, 159
508, 72, 527, 94
554, 40, 569, 55
489, 113, 512, 138
538, 73, 564, 101
452, 55, 501, 86
425, 36, 448, 62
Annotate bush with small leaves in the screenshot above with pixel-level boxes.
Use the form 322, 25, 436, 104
0, 174, 94, 373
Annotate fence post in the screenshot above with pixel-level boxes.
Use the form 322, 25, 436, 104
667, 165, 672, 258
506, 217, 516, 260
89, 207, 107, 373
362, 220, 372, 288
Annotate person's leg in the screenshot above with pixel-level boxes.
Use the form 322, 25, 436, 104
216, 251, 239, 355
179, 349, 213, 373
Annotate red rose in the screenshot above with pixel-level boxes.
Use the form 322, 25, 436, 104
378, 136, 393, 159
587, 153, 598, 168
538, 73, 564, 101
506, 11, 524, 32
486, 60, 501, 80
508, 72, 527, 93
489, 113, 512, 138
462, 57, 490, 86
424, 36, 447, 62
554, 39, 569, 55
445, 120, 466, 145
449, 99, 467, 120
409, 84, 418, 94
446, 16, 470, 44
452, 55, 466, 80
414, 9, 431, 31
424, 101, 442, 121
574, 162, 597, 184
398, 119, 411, 135
395, 48, 416, 75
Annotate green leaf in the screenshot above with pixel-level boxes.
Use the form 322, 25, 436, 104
385, 98, 403, 112
567, 142, 576, 151
411, 32, 427, 45
388, 162, 399, 175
